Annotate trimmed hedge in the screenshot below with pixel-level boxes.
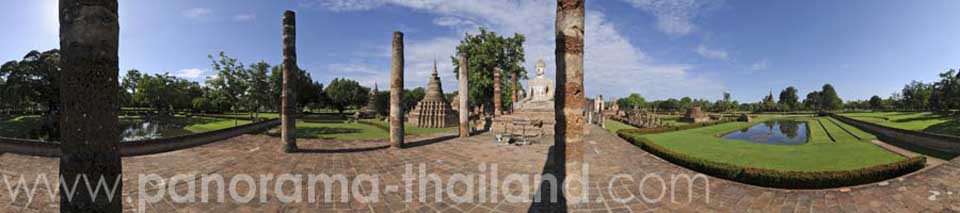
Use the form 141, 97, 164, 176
616, 120, 734, 135
617, 130, 927, 189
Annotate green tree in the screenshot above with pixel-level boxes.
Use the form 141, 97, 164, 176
901, 81, 932, 111
326, 78, 369, 115
820, 84, 843, 111
616, 93, 646, 110
208, 52, 248, 117
778, 86, 799, 111
869, 95, 884, 110
246, 61, 272, 119
803, 91, 821, 111
762, 92, 777, 112
451, 27, 527, 111
403, 87, 426, 112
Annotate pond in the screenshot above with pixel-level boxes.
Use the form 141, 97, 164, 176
120, 119, 194, 141
722, 120, 808, 145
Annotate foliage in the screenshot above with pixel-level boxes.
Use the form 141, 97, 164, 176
325, 78, 369, 114
0, 49, 61, 114
452, 27, 526, 111
402, 87, 426, 112
869, 95, 885, 110
819, 84, 843, 111
762, 92, 777, 111
616, 93, 647, 110
778, 86, 800, 111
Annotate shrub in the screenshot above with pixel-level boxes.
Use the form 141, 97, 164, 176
617, 130, 927, 189
615, 120, 734, 136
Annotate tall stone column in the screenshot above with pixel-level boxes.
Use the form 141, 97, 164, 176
458, 54, 470, 138
512, 71, 518, 113
390, 32, 405, 148
493, 67, 502, 116
555, 0, 586, 203
59, 0, 123, 211
282, 11, 299, 153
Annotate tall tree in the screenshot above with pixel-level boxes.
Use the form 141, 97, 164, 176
326, 78, 369, 115
208, 52, 248, 118
616, 93, 646, 110
451, 27, 527, 111
869, 95, 885, 110
247, 61, 272, 119
901, 80, 932, 111
820, 84, 843, 111
778, 86, 799, 111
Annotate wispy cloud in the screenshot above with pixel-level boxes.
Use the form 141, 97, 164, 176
620, 0, 719, 36
233, 13, 256, 22
174, 68, 205, 79
750, 59, 770, 72
300, 0, 725, 99
300, 0, 385, 11
694, 44, 728, 60
182, 8, 212, 19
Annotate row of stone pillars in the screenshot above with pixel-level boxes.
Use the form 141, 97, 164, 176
55, 0, 583, 209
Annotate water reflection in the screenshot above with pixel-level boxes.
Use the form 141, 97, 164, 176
722, 120, 808, 145
120, 119, 192, 141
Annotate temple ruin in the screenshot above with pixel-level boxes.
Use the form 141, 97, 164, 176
680, 106, 710, 123
407, 62, 458, 128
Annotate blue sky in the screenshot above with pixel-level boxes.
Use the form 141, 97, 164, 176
3, 0, 960, 102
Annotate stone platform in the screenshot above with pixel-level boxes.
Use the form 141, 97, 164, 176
494, 109, 556, 137
1, 126, 960, 212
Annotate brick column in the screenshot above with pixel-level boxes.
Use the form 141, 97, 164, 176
555, 0, 586, 203
282, 10, 299, 153
458, 54, 470, 138
493, 66, 502, 116
390, 32, 405, 148
59, 0, 123, 211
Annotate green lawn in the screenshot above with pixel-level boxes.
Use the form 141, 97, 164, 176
840, 112, 960, 136
604, 119, 635, 134
184, 119, 252, 133
289, 121, 389, 140
0, 115, 43, 138
641, 116, 905, 171
362, 119, 457, 135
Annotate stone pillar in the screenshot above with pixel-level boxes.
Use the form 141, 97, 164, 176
511, 71, 518, 113
281, 11, 299, 153
493, 66, 502, 116
555, 0, 586, 203
458, 54, 470, 138
390, 32, 405, 148
59, 0, 123, 211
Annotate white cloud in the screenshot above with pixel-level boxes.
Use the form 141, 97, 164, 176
182, 8, 212, 19
750, 59, 769, 72
301, 0, 724, 99
300, 0, 385, 11
233, 13, 256, 22
694, 44, 728, 60
621, 0, 718, 36
174, 68, 205, 79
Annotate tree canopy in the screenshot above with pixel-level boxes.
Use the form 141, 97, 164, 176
451, 27, 526, 112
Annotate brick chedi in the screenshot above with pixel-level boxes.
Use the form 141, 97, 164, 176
680, 106, 710, 123
408, 61, 458, 128
359, 82, 380, 117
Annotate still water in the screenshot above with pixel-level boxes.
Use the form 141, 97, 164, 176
722, 120, 808, 145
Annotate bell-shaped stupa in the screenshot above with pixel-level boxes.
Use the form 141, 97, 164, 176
407, 61, 458, 128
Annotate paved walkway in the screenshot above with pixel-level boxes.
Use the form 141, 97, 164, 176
1, 126, 959, 212
871, 139, 949, 166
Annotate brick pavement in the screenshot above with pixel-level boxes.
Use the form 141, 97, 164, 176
1, 126, 959, 212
